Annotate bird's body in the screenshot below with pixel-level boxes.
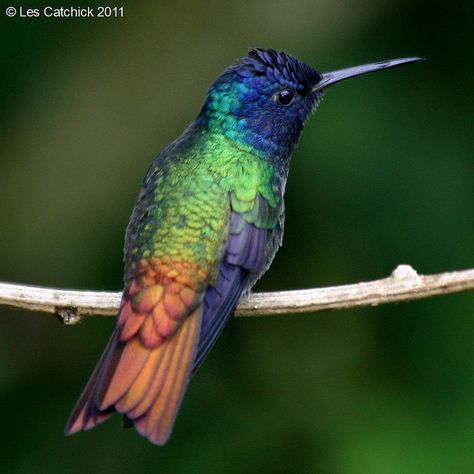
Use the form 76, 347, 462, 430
66, 48, 421, 445
122, 123, 285, 368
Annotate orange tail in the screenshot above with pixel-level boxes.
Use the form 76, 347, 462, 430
65, 307, 202, 445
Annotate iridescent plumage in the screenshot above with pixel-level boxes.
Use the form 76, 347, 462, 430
65, 48, 422, 445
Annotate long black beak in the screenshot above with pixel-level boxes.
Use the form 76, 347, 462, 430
312, 57, 424, 91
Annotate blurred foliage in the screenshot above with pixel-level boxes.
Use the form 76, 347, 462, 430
0, 0, 473, 472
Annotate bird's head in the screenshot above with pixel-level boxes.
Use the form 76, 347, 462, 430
198, 48, 422, 157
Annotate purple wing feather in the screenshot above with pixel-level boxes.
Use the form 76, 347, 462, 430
226, 212, 268, 272
193, 262, 248, 371
193, 205, 280, 371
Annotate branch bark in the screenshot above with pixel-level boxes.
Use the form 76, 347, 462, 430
0, 265, 473, 325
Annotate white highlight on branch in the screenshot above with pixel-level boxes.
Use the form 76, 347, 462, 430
0, 265, 472, 325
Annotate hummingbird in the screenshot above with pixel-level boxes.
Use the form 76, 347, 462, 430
65, 48, 422, 445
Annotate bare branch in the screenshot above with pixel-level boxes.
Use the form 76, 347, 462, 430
0, 265, 473, 325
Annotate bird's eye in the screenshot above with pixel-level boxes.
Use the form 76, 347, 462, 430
276, 89, 295, 106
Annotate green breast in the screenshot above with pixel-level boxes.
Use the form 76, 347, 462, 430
125, 130, 282, 281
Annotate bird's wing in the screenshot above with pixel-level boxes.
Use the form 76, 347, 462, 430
193, 191, 282, 371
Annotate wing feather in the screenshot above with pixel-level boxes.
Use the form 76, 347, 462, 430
193, 192, 282, 371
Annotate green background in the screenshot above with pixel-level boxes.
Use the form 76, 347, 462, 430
1, 0, 473, 472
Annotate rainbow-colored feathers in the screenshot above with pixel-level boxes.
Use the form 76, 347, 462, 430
66, 48, 325, 445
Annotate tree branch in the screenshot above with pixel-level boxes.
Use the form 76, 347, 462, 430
0, 265, 473, 325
